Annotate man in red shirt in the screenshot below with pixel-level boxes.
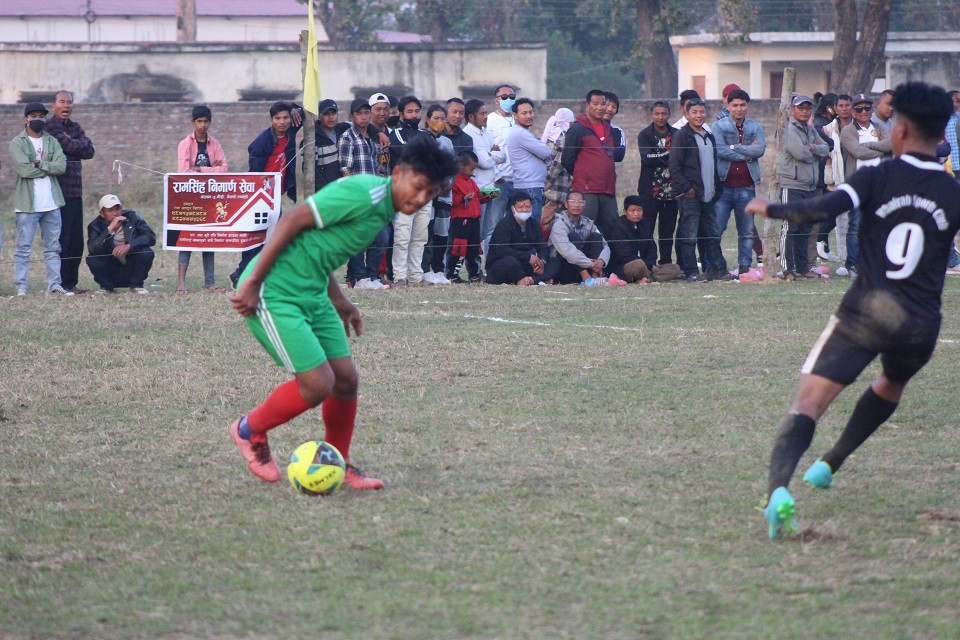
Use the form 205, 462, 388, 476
560, 90, 618, 236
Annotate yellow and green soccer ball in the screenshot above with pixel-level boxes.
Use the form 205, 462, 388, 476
287, 440, 346, 496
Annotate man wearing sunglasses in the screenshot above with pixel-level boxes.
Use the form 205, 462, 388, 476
839, 93, 891, 277
483, 85, 517, 255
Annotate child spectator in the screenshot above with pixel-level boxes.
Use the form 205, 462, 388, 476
447, 150, 491, 283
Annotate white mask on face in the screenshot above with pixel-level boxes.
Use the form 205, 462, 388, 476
512, 208, 532, 223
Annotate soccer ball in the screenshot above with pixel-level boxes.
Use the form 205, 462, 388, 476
287, 440, 346, 496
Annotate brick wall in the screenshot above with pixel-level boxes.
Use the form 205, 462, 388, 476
0, 99, 788, 214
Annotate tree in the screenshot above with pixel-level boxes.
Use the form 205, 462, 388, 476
298, 0, 391, 46
635, 0, 678, 99
829, 0, 893, 94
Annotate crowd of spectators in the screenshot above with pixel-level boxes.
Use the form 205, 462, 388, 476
6, 83, 960, 295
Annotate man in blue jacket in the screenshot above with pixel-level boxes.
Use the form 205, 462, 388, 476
230, 101, 304, 287
713, 89, 766, 274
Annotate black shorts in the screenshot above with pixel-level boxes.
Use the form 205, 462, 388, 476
801, 313, 941, 385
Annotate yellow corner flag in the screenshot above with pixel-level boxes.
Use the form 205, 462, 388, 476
303, 0, 321, 115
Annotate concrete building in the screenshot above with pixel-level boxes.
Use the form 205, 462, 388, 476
0, 1, 547, 104
670, 31, 960, 99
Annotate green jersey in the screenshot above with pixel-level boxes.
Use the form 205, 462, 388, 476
257, 174, 395, 296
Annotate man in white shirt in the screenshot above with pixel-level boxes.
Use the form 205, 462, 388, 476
464, 99, 506, 254
484, 84, 516, 254
10, 102, 71, 296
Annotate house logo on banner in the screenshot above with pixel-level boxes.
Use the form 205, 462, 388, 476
162, 173, 283, 251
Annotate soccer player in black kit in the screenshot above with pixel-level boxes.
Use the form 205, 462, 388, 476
745, 82, 960, 539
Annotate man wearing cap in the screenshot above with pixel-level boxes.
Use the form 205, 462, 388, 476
315, 99, 344, 192
368, 93, 392, 174
45, 90, 95, 294
175, 104, 229, 293
86, 194, 156, 294
10, 102, 70, 296
776, 94, 829, 280
713, 83, 741, 123
838, 93, 891, 278
339, 98, 390, 289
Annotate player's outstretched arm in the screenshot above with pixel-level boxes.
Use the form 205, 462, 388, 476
230, 205, 317, 317
745, 196, 771, 217
327, 276, 364, 337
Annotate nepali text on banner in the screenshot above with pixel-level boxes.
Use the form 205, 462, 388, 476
162, 173, 282, 252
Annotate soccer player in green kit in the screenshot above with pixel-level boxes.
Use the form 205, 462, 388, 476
229, 135, 458, 488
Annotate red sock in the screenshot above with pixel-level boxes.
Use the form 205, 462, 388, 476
246, 379, 313, 441
322, 395, 357, 461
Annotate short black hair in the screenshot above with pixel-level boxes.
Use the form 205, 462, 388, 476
679, 89, 701, 104
464, 99, 485, 120
891, 81, 953, 142
566, 189, 585, 201
508, 191, 532, 208
512, 97, 534, 113
495, 84, 514, 96
398, 135, 459, 187
603, 91, 620, 109
459, 149, 478, 165
586, 89, 606, 103
726, 89, 750, 104
879, 89, 895, 98
651, 100, 671, 113
387, 95, 399, 108
623, 195, 644, 210
398, 95, 422, 112
837, 93, 852, 103
192, 105, 212, 121
269, 101, 291, 117
446, 97, 465, 107
425, 104, 447, 119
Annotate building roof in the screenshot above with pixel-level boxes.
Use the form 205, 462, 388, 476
0, 0, 308, 17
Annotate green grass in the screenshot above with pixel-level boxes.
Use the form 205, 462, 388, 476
2, 272, 960, 639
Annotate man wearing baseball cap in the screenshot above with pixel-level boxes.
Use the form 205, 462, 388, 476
10, 102, 70, 296
775, 94, 828, 280
86, 194, 156, 294
838, 92, 891, 277
315, 99, 342, 192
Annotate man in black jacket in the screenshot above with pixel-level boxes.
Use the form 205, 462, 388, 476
606, 196, 657, 282
637, 100, 678, 265
668, 98, 729, 281
485, 192, 547, 285
86, 194, 156, 294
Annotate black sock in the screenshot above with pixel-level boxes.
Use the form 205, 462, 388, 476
768, 413, 816, 496
822, 387, 898, 473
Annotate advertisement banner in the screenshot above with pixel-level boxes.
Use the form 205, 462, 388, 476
163, 173, 282, 251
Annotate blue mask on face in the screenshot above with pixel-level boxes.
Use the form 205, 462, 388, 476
499, 98, 516, 114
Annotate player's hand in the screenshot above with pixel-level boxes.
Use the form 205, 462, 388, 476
333, 298, 364, 338
745, 197, 771, 217
230, 278, 260, 317
291, 108, 303, 127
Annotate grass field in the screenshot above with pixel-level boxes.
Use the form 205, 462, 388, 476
2, 252, 960, 638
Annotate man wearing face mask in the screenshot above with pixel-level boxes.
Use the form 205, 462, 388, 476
388, 96, 431, 286
485, 192, 548, 285
484, 84, 517, 254
45, 90, 95, 294
10, 102, 70, 296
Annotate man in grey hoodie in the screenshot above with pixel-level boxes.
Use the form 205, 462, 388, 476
776, 94, 829, 279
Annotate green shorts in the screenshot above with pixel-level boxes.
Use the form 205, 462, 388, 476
245, 290, 351, 373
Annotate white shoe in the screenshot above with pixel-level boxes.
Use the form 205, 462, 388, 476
15, 286, 27, 296
824, 251, 841, 261
422, 271, 440, 284
47, 284, 75, 296
130, 287, 150, 295
432, 273, 451, 285
366, 279, 388, 289
836, 266, 849, 277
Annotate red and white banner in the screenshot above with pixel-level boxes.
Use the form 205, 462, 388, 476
163, 173, 282, 251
